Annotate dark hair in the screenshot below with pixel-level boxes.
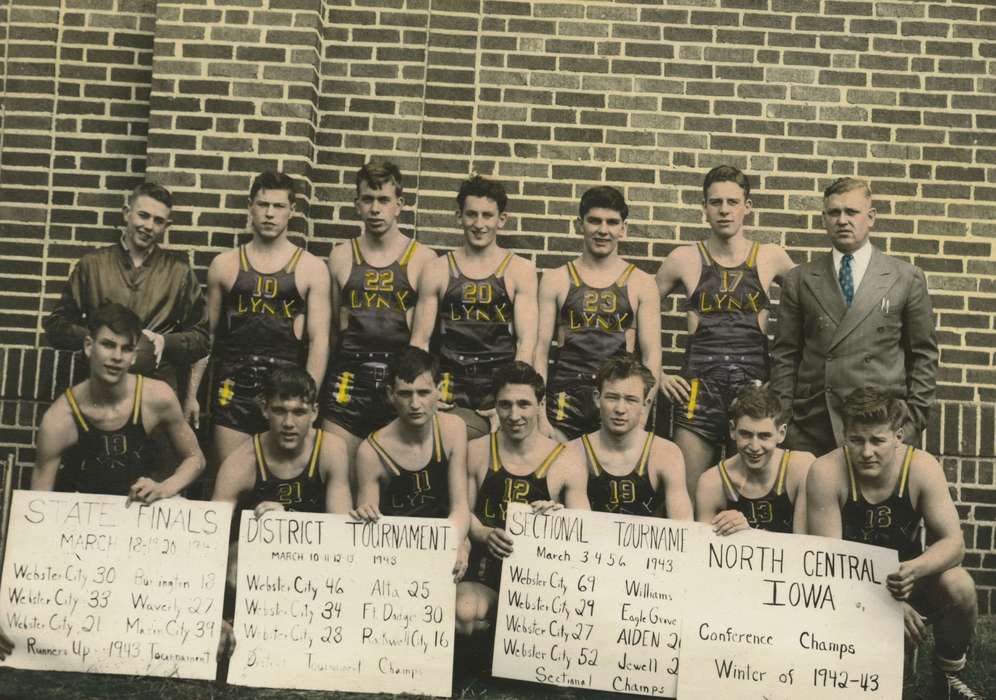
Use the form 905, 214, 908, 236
356, 160, 403, 197
249, 171, 297, 203
492, 361, 545, 402
824, 176, 872, 200
579, 185, 628, 221
261, 366, 317, 405
457, 175, 508, 214
596, 354, 655, 399
388, 347, 439, 386
87, 303, 143, 344
730, 384, 786, 425
842, 387, 909, 432
702, 165, 751, 200
128, 182, 173, 210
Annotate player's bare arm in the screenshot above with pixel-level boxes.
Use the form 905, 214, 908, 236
655, 246, 700, 402
508, 257, 539, 363
405, 244, 438, 325
440, 411, 471, 580
632, 270, 662, 386
409, 255, 449, 351
350, 440, 385, 521
652, 437, 692, 520
211, 439, 258, 503
759, 243, 796, 287
31, 398, 78, 491
694, 466, 726, 524
546, 448, 590, 511
533, 266, 568, 382
298, 252, 332, 389
320, 430, 352, 514
805, 454, 847, 538
786, 450, 815, 534
466, 434, 512, 559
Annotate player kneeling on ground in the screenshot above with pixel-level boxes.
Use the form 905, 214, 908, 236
697, 385, 814, 535
808, 388, 983, 700
571, 354, 691, 519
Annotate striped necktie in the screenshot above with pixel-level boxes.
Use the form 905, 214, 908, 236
839, 253, 854, 307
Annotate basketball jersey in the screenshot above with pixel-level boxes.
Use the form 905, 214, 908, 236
842, 446, 923, 562
556, 261, 636, 375
250, 429, 326, 513
339, 238, 419, 355
221, 245, 306, 363
439, 252, 517, 367
369, 416, 450, 518
583, 432, 663, 517
719, 450, 794, 534
58, 376, 151, 495
686, 240, 769, 357
475, 433, 563, 529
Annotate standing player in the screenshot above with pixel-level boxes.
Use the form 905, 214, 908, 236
573, 355, 691, 519
322, 161, 437, 457
656, 165, 795, 500
409, 176, 538, 438
33, 303, 204, 501
456, 362, 588, 641
808, 388, 982, 700
211, 366, 351, 515
534, 186, 661, 441
696, 385, 814, 535
186, 171, 331, 468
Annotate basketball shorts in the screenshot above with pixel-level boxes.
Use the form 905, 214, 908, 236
464, 546, 502, 591
320, 353, 396, 438
671, 352, 768, 444
214, 355, 297, 435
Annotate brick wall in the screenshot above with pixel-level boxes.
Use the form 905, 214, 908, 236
1, 0, 994, 610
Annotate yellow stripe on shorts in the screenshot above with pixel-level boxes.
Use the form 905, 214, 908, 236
336, 371, 353, 404
218, 379, 235, 407
685, 378, 700, 421
555, 392, 568, 421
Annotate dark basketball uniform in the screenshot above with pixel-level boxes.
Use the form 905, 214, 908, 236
368, 416, 450, 518
718, 449, 794, 533
672, 241, 769, 443
547, 262, 636, 440
248, 429, 327, 513
57, 376, 152, 495
466, 433, 564, 590
583, 432, 664, 516
438, 252, 517, 411
214, 245, 306, 434
321, 238, 419, 436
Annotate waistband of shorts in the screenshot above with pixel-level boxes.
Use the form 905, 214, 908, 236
336, 351, 395, 364
222, 354, 297, 368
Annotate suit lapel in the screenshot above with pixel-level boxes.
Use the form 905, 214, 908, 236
802, 253, 847, 323
829, 247, 897, 350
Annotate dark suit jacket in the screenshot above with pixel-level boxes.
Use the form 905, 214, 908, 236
770, 246, 937, 453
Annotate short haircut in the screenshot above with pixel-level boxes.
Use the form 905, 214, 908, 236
356, 160, 403, 198
457, 175, 508, 214
128, 182, 172, 210
842, 387, 909, 432
596, 354, 655, 399
388, 346, 439, 386
261, 366, 317, 405
249, 171, 297, 204
579, 185, 628, 221
87, 303, 143, 344
730, 384, 787, 426
823, 177, 872, 200
492, 361, 545, 402
702, 165, 751, 200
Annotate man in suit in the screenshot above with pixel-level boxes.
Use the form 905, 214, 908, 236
770, 177, 938, 456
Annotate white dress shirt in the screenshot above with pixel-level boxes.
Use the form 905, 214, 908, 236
832, 242, 872, 295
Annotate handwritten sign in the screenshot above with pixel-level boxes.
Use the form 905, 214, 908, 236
677, 528, 903, 700
227, 511, 457, 697
493, 504, 692, 696
0, 490, 232, 679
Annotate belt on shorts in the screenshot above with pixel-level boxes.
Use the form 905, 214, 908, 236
691, 353, 766, 364
443, 357, 509, 377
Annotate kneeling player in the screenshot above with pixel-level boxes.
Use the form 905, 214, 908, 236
808, 388, 982, 700
572, 355, 691, 519
33, 303, 204, 501
350, 347, 471, 578
456, 362, 588, 642
697, 385, 813, 535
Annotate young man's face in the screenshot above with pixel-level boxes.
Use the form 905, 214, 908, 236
844, 420, 902, 480
84, 326, 137, 385
122, 195, 171, 254
356, 180, 403, 236
597, 375, 648, 437
263, 396, 317, 453
386, 372, 438, 428
496, 384, 542, 442
249, 188, 294, 240
577, 206, 626, 258
703, 181, 752, 239
459, 195, 506, 251
730, 415, 785, 470
823, 188, 875, 254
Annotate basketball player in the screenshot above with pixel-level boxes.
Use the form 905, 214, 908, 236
696, 385, 813, 535
187, 171, 331, 468
322, 161, 436, 457
655, 165, 795, 500
410, 175, 538, 439
573, 355, 692, 519
807, 388, 982, 700
535, 186, 661, 441
33, 303, 204, 500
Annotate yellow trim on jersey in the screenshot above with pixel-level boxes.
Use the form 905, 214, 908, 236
566, 261, 582, 288
399, 239, 418, 267
307, 429, 323, 479
238, 245, 250, 272
696, 241, 714, 266
495, 252, 514, 277
555, 392, 569, 421
745, 241, 760, 269
686, 379, 700, 421
336, 372, 353, 405
898, 446, 914, 498
616, 263, 635, 287
844, 448, 858, 502
367, 431, 402, 477
446, 251, 459, 277
489, 432, 501, 473
351, 238, 363, 265
131, 375, 144, 425
535, 443, 566, 480
254, 434, 268, 482
432, 415, 443, 463
635, 431, 654, 477
775, 449, 791, 496
440, 372, 453, 403
285, 246, 304, 274
65, 388, 90, 433
581, 434, 602, 477
718, 459, 737, 501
